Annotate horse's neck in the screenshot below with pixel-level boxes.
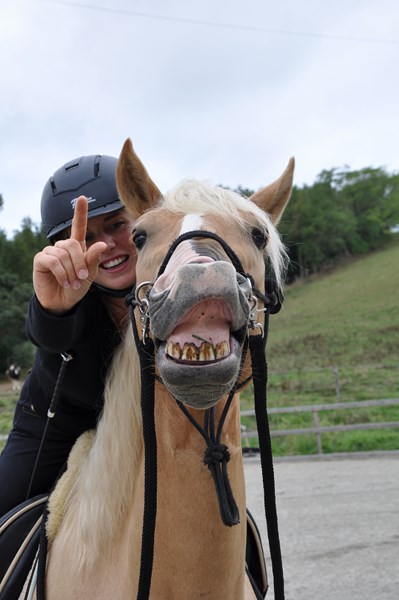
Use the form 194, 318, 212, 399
155, 383, 243, 452
142, 386, 248, 598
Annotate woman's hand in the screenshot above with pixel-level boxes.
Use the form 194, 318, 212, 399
33, 196, 107, 314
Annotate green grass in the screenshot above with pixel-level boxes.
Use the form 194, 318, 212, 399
0, 391, 17, 451
267, 239, 399, 370
241, 238, 399, 456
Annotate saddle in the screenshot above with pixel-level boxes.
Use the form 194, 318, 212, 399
0, 496, 267, 600
0, 493, 48, 600
246, 508, 268, 599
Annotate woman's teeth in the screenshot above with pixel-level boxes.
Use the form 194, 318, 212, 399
102, 256, 127, 270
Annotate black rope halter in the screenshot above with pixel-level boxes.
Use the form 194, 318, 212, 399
127, 229, 285, 600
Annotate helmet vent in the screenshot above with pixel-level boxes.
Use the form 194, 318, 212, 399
50, 177, 57, 194
65, 159, 80, 171
94, 156, 101, 178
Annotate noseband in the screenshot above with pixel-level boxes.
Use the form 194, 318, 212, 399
126, 229, 285, 600
132, 229, 282, 342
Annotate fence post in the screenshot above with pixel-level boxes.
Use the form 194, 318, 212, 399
312, 408, 323, 455
333, 366, 341, 402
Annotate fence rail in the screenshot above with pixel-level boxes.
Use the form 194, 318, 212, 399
241, 397, 399, 455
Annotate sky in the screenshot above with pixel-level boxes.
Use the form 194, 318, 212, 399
1, 0, 398, 238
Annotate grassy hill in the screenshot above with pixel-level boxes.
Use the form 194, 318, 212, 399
241, 238, 399, 455
267, 237, 399, 371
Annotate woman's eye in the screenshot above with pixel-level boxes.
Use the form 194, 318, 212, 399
111, 220, 127, 231
251, 227, 267, 250
133, 230, 147, 250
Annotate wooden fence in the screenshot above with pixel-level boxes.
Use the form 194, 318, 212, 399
2, 398, 399, 456
241, 397, 399, 455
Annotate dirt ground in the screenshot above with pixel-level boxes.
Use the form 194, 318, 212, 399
245, 453, 399, 600
0, 379, 23, 396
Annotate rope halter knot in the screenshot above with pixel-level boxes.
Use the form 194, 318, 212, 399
203, 444, 231, 467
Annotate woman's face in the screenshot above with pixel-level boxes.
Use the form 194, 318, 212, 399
85, 208, 137, 290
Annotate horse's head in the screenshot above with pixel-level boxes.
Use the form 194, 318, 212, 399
116, 138, 294, 409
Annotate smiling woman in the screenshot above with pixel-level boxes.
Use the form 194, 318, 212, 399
83, 208, 137, 291
0, 152, 143, 521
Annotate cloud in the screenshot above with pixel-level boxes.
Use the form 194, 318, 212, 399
1, 0, 398, 237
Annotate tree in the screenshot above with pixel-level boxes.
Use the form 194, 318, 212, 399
1, 217, 46, 283
278, 166, 399, 280
0, 273, 35, 372
335, 167, 399, 251
0, 213, 46, 372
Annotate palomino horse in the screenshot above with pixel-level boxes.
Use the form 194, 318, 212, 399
25, 139, 294, 599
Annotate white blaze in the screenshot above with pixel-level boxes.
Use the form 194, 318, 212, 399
153, 213, 212, 293
179, 213, 204, 235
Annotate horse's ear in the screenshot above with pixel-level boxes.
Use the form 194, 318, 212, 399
116, 138, 162, 218
250, 157, 295, 225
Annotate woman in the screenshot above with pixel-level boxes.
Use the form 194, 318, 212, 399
0, 154, 139, 516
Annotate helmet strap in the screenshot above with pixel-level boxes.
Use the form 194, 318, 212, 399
93, 282, 135, 298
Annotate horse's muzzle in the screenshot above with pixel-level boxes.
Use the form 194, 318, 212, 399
148, 261, 252, 407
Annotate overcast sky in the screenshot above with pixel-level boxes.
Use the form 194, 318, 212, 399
1, 0, 398, 238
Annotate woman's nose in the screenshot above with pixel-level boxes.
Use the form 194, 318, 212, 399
103, 234, 117, 249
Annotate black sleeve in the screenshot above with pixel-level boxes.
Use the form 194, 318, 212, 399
26, 294, 86, 353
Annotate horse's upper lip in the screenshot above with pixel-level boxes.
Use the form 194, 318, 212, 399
148, 262, 252, 342
168, 300, 231, 340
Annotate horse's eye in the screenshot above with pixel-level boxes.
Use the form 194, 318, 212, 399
132, 230, 147, 250
251, 227, 267, 250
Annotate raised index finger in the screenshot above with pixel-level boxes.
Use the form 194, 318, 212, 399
70, 196, 89, 246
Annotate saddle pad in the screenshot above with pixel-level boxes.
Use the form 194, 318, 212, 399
0, 493, 48, 600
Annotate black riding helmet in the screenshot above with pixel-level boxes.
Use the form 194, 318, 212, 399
41, 154, 123, 240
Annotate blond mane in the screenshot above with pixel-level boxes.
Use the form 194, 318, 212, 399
50, 327, 143, 570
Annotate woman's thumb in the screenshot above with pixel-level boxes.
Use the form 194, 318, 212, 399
86, 242, 107, 279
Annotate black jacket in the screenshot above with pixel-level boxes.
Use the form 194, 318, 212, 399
17, 291, 122, 437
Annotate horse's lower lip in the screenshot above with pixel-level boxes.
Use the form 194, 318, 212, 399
155, 337, 243, 407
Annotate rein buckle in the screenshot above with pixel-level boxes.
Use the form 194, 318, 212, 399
248, 293, 266, 338
134, 281, 153, 343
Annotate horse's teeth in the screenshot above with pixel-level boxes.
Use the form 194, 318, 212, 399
167, 342, 182, 359
182, 343, 199, 361
167, 340, 230, 361
215, 340, 230, 358
199, 342, 216, 361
